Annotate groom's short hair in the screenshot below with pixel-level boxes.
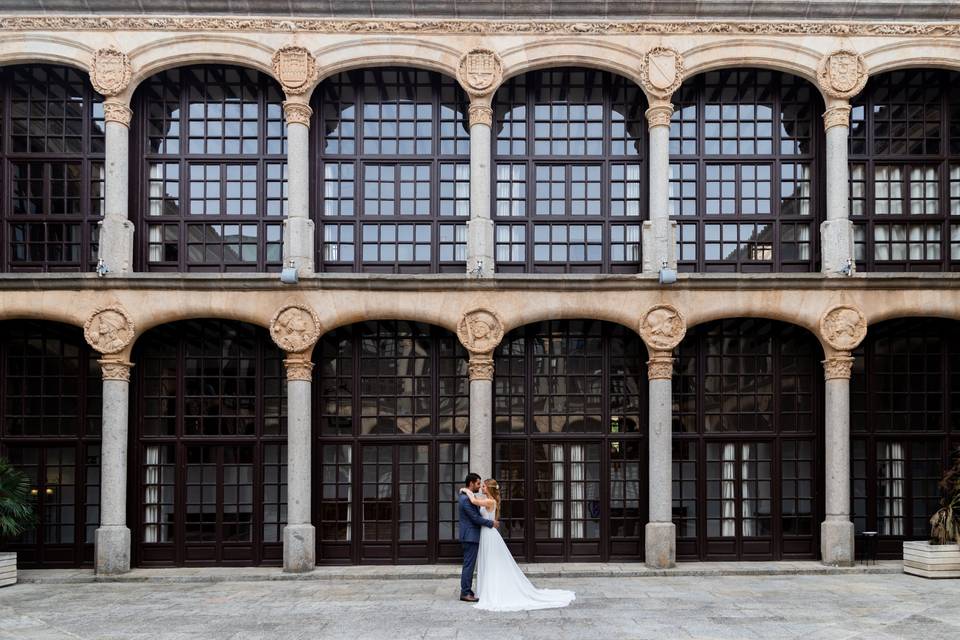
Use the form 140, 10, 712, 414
464, 472, 481, 486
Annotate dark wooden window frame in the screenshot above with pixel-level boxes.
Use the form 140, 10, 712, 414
849, 69, 960, 272
313, 69, 471, 274
670, 69, 825, 273
492, 68, 647, 274
0, 65, 104, 273
132, 66, 287, 273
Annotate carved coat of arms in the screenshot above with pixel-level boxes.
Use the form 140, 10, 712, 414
818, 50, 867, 99
642, 47, 683, 99
457, 49, 502, 97
89, 47, 131, 97
272, 46, 317, 95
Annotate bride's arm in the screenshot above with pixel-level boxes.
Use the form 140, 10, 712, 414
459, 488, 496, 510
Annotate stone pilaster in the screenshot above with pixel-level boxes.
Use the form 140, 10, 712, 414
641, 100, 678, 274
639, 304, 686, 568
282, 97, 315, 276
820, 99, 856, 275
457, 309, 504, 477
95, 357, 133, 574
269, 304, 321, 573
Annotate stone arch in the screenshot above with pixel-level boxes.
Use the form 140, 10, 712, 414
862, 39, 960, 77
0, 34, 94, 73
312, 37, 463, 91
680, 39, 823, 99
497, 38, 645, 94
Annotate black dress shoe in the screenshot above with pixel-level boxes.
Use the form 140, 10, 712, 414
460, 594, 479, 602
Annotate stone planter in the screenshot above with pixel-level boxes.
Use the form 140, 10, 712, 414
903, 540, 960, 578
0, 552, 16, 587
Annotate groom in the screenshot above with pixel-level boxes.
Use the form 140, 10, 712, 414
458, 472, 498, 602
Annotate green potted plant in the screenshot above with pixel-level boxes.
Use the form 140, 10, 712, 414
0, 458, 35, 586
904, 455, 960, 578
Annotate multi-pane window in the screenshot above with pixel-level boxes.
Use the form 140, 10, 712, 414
0, 322, 102, 567
0, 66, 104, 272
493, 69, 645, 273
135, 320, 287, 566
316, 70, 469, 273
136, 66, 286, 272
672, 319, 821, 561
849, 70, 960, 270
850, 318, 958, 557
670, 70, 821, 272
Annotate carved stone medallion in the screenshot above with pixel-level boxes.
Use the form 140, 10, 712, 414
457, 309, 504, 354
84, 307, 135, 354
641, 47, 683, 99
817, 50, 868, 99
272, 45, 318, 95
639, 304, 686, 351
820, 305, 867, 351
270, 304, 321, 353
456, 49, 503, 97
89, 46, 131, 97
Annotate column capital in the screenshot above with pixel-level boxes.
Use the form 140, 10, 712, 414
644, 102, 674, 129
467, 353, 495, 381
283, 355, 314, 382
823, 103, 852, 130
823, 354, 855, 380
103, 101, 132, 127
647, 352, 674, 380
282, 100, 313, 127
468, 102, 493, 128
98, 358, 134, 382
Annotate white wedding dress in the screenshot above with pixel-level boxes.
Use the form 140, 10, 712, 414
474, 505, 576, 612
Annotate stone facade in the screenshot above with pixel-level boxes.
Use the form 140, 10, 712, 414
0, 13, 959, 574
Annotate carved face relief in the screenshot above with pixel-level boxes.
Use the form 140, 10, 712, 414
89, 47, 131, 97
84, 307, 135, 354
820, 305, 867, 351
639, 304, 686, 351
457, 49, 502, 97
457, 309, 504, 354
272, 46, 318, 95
270, 304, 321, 353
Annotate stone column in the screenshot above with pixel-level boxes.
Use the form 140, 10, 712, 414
269, 303, 322, 573
282, 97, 315, 276
83, 306, 137, 575
817, 50, 868, 275
820, 100, 856, 275
639, 304, 686, 569
457, 309, 505, 478
467, 98, 494, 277
273, 46, 319, 277
89, 47, 135, 274
819, 304, 867, 566
468, 353, 494, 478
456, 49, 503, 278
641, 100, 678, 274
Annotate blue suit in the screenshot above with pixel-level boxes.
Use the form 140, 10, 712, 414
458, 492, 494, 596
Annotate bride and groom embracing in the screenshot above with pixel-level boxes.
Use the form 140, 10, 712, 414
457, 472, 576, 612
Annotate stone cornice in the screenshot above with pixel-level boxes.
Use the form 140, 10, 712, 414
1, 16, 959, 36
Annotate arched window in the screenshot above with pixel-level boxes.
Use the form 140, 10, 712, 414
315, 69, 470, 273
851, 318, 959, 558
672, 319, 822, 560
849, 70, 960, 271
493, 320, 646, 561
493, 69, 646, 273
133, 320, 287, 566
0, 65, 104, 272
315, 321, 469, 563
670, 70, 823, 272
0, 321, 102, 567
134, 66, 286, 272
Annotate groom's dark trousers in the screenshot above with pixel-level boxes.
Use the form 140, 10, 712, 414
458, 492, 494, 596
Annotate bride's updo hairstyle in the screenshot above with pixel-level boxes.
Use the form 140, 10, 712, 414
484, 479, 502, 519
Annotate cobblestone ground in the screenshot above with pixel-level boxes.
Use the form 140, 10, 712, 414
1, 573, 959, 639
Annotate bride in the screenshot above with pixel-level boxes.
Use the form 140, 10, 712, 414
460, 479, 575, 612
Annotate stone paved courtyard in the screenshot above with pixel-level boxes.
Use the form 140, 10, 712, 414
1, 572, 959, 639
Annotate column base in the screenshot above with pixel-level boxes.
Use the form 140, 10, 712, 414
94, 525, 131, 575
641, 219, 678, 274
820, 219, 856, 276
466, 218, 494, 277
821, 519, 855, 567
644, 522, 676, 569
283, 524, 316, 573
282, 217, 316, 276
97, 218, 134, 274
